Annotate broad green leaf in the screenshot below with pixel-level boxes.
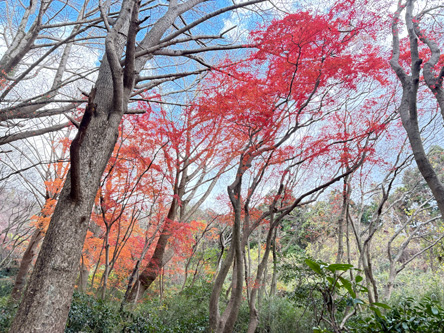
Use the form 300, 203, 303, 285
354, 298, 365, 305
305, 259, 322, 275
326, 276, 335, 286
339, 276, 356, 298
372, 302, 391, 310
347, 298, 364, 306
355, 275, 363, 283
369, 306, 382, 318
326, 263, 353, 272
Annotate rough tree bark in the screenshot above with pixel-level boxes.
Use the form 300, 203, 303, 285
8, 227, 44, 303
10, 0, 175, 330
8, 0, 266, 330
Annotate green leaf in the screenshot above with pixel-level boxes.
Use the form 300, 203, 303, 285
354, 298, 365, 305
326, 276, 335, 286
339, 276, 356, 298
355, 275, 363, 283
431, 307, 439, 315
347, 298, 364, 306
369, 306, 382, 318
359, 285, 369, 293
326, 263, 353, 272
372, 302, 391, 310
305, 259, 322, 275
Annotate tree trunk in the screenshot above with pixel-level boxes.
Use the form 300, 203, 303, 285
9, 3, 138, 331
269, 230, 278, 297
384, 266, 397, 301
391, 0, 444, 219
126, 160, 189, 303
126, 198, 179, 303
77, 258, 89, 293
209, 167, 245, 333
247, 221, 277, 333
100, 228, 110, 299
336, 177, 349, 264
9, 228, 44, 303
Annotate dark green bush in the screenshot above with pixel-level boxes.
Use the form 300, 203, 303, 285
351, 296, 444, 333
66, 292, 121, 333
0, 301, 16, 333
0, 279, 13, 298
137, 281, 213, 332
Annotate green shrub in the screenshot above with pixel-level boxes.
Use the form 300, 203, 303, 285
351, 296, 444, 332
66, 292, 121, 333
258, 296, 313, 333
0, 298, 17, 333
0, 279, 13, 298
137, 281, 212, 332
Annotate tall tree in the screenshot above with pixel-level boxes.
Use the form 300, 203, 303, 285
390, 0, 444, 217
9, 0, 266, 331
205, 5, 389, 330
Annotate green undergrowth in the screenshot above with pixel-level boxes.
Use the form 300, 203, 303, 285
0, 277, 444, 332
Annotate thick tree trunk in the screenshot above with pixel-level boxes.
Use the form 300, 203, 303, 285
9, 177, 105, 332
9, 228, 44, 303
9, 2, 137, 331
9, 103, 123, 331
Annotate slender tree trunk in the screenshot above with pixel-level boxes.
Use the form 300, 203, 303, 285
384, 266, 397, 301
77, 257, 89, 293
391, 0, 444, 219
244, 238, 251, 301
269, 230, 278, 297
209, 167, 244, 333
89, 242, 104, 292
247, 221, 277, 333
189, 258, 202, 289
126, 163, 188, 303
126, 200, 178, 303
101, 227, 110, 299
336, 177, 349, 264
9, 228, 44, 303
159, 268, 164, 301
